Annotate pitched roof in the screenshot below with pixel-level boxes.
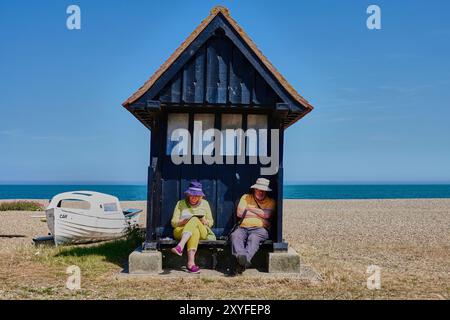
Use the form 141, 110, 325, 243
123, 6, 313, 113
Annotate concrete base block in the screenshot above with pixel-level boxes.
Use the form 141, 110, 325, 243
128, 247, 162, 274
128, 245, 302, 274
267, 247, 300, 273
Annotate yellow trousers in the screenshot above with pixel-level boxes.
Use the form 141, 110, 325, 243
173, 217, 208, 251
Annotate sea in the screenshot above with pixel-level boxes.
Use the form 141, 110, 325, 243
0, 184, 449, 201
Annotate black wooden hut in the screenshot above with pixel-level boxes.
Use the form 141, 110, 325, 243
122, 6, 313, 252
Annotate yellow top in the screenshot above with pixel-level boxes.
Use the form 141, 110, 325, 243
171, 198, 214, 228
238, 194, 276, 228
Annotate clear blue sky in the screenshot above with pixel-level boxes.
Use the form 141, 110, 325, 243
1, 0, 449, 184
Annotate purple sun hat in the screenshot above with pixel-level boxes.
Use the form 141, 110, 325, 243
184, 180, 205, 197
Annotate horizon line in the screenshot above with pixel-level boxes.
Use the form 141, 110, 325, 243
0, 181, 450, 186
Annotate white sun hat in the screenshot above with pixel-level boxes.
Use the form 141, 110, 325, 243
250, 177, 272, 192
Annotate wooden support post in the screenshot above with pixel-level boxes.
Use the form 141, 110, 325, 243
143, 117, 161, 251
274, 119, 288, 252
143, 158, 158, 251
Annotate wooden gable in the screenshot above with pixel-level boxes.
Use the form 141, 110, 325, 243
156, 32, 280, 107
123, 6, 313, 129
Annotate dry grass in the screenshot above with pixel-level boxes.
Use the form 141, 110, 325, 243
283, 199, 450, 300
0, 201, 44, 211
0, 199, 449, 300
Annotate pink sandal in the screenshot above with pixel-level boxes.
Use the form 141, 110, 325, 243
171, 245, 183, 256
187, 265, 200, 273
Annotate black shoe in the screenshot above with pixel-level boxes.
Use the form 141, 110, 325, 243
237, 254, 249, 268
228, 256, 243, 276
235, 263, 245, 274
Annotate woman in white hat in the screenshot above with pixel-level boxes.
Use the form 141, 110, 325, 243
230, 177, 276, 273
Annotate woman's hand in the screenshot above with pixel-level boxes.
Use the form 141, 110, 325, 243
178, 219, 189, 227
200, 217, 209, 226
262, 219, 271, 229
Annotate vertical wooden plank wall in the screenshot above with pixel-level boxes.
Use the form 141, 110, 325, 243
157, 36, 278, 107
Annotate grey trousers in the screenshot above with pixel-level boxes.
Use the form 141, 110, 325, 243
230, 227, 269, 263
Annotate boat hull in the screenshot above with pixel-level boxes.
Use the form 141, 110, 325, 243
46, 208, 138, 245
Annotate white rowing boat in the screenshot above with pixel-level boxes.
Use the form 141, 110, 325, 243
42, 191, 141, 245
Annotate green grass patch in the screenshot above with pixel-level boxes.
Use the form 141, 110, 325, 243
0, 201, 44, 211
35, 227, 145, 274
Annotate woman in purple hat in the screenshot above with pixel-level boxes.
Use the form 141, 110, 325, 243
170, 180, 215, 273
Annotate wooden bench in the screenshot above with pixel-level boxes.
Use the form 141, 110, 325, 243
157, 238, 273, 249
